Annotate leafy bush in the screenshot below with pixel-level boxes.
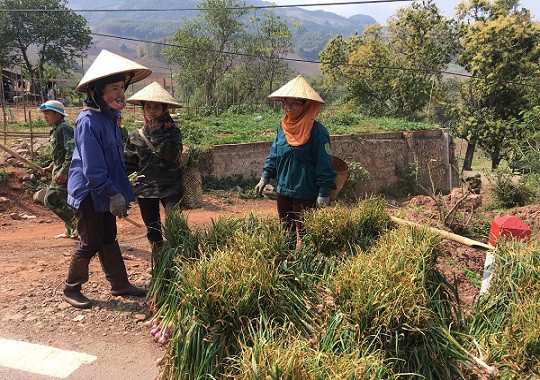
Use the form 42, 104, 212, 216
491, 170, 536, 208
381, 162, 421, 198
509, 106, 540, 175
338, 161, 370, 200
226, 103, 273, 115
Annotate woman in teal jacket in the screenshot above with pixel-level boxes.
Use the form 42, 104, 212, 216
255, 76, 336, 245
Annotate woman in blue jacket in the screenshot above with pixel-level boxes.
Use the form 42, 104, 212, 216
255, 75, 336, 247
64, 50, 151, 309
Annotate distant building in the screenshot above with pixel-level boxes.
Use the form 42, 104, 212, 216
1, 68, 28, 102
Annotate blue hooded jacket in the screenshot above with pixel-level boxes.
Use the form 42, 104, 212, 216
68, 108, 135, 212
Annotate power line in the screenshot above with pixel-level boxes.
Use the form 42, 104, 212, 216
91, 32, 474, 79
0, 0, 413, 13
94, 32, 539, 88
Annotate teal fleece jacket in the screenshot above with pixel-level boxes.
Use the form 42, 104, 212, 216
262, 121, 336, 200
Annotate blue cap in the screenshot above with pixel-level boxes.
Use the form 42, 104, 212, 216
38, 100, 67, 117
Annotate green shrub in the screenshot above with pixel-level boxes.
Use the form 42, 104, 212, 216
491, 170, 536, 208
337, 161, 370, 201
381, 162, 421, 198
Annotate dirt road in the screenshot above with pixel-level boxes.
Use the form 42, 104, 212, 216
0, 188, 275, 379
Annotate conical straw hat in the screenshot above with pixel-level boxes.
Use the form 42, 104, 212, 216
77, 49, 152, 92
267, 75, 324, 104
127, 81, 182, 108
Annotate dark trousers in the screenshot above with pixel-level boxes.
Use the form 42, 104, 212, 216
44, 185, 76, 229
137, 195, 182, 244
73, 195, 117, 260
276, 194, 316, 235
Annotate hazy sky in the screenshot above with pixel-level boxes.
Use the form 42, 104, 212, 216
271, 0, 540, 23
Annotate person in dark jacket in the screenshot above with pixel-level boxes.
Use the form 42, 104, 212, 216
38, 100, 76, 239
63, 49, 152, 309
124, 82, 183, 252
255, 75, 336, 247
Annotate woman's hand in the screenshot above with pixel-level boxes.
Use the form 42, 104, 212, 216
109, 193, 128, 218
254, 177, 268, 197
317, 196, 330, 207
54, 172, 67, 184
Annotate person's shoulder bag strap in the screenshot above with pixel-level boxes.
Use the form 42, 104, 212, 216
137, 128, 160, 156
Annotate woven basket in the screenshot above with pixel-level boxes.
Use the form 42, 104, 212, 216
329, 155, 348, 201
180, 165, 203, 209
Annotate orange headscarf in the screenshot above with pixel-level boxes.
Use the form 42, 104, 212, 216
281, 100, 321, 146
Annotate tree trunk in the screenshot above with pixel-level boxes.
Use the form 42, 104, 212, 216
462, 140, 476, 171
491, 151, 501, 170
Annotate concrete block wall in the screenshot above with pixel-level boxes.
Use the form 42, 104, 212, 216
198, 129, 459, 194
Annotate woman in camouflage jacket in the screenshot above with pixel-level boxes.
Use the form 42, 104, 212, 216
125, 82, 183, 252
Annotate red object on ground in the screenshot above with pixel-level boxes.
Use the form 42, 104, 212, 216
489, 215, 531, 246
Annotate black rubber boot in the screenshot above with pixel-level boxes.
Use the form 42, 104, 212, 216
63, 257, 92, 309
97, 242, 146, 297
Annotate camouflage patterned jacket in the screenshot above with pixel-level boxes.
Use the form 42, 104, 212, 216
124, 124, 183, 198
49, 120, 74, 188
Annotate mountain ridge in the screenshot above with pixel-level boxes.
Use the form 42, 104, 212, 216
68, 0, 377, 63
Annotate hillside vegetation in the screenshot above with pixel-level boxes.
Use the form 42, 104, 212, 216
67, 0, 377, 61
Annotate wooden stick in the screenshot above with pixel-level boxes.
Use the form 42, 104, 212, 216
390, 216, 493, 250
0, 143, 143, 230
0, 141, 46, 174
123, 216, 143, 228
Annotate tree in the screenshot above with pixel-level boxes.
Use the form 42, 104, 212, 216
320, 0, 458, 119
456, 0, 540, 169
253, 12, 293, 96
229, 11, 292, 106
1, 0, 91, 97
167, 0, 248, 107
0, 3, 14, 68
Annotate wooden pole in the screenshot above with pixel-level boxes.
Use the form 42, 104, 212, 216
390, 216, 493, 250
0, 66, 7, 145
0, 141, 46, 173
28, 110, 34, 157
38, 66, 45, 104
123, 216, 143, 228
22, 69, 27, 122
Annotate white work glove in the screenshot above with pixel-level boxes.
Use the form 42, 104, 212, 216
109, 193, 128, 218
317, 196, 330, 207
254, 177, 269, 197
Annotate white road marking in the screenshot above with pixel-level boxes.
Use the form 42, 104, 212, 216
0, 338, 97, 378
